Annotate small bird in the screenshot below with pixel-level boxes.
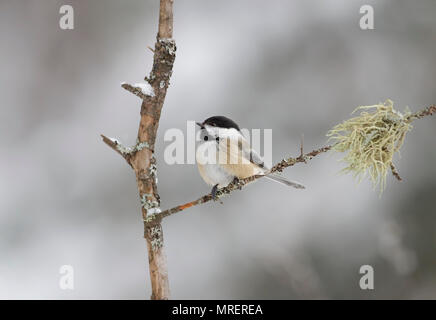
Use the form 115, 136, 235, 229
195, 116, 305, 200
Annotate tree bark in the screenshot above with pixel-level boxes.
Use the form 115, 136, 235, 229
102, 0, 175, 300
133, 0, 175, 300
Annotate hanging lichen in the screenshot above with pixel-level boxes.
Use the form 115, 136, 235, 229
327, 99, 412, 192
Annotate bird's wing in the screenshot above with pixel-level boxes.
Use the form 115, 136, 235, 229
248, 146, 266, 169
217, 134, 305, 188
217, 136, 265, 179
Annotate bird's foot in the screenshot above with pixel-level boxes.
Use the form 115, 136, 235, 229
232, 177, 242, 190
211, 184, 223, 203
211, 184, 219, 201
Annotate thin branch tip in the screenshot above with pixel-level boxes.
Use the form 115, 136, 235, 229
153, 145, 332, 222
390, 163, 402, 181
299, 134, 305, 158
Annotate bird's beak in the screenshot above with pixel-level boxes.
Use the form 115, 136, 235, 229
196, 122, 204, 129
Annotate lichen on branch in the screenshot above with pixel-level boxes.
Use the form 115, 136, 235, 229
327, 99, 414, 191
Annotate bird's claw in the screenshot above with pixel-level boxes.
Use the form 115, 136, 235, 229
211, 184, 219, 201
232, 177, 242, 190
211, 184, 223, 203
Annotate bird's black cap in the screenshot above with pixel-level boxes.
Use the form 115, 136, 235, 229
199, 116, 240, 131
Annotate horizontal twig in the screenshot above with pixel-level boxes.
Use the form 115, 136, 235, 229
144, 103, 436, 224
406, 105, 436, 122
145, 145, 332, 224
390, 162, 402, 181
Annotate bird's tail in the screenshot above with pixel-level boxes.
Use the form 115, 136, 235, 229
264, 173, 305, 189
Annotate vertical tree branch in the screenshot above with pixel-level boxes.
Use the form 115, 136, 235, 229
159, 0, 174, 38
133, 0, 175, 300
102, 0, 175, 300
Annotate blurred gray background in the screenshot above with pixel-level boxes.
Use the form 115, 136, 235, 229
0, 0, 435, 299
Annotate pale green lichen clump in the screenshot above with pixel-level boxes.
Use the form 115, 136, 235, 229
327, 99, 412, 192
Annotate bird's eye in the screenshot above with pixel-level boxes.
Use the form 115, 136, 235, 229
204, 136, 208, 141
216, 137, 219, 142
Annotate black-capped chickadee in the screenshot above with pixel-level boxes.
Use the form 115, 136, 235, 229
195, 116, 305, 200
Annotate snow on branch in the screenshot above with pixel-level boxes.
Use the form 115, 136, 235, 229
121, 82, 155, 100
